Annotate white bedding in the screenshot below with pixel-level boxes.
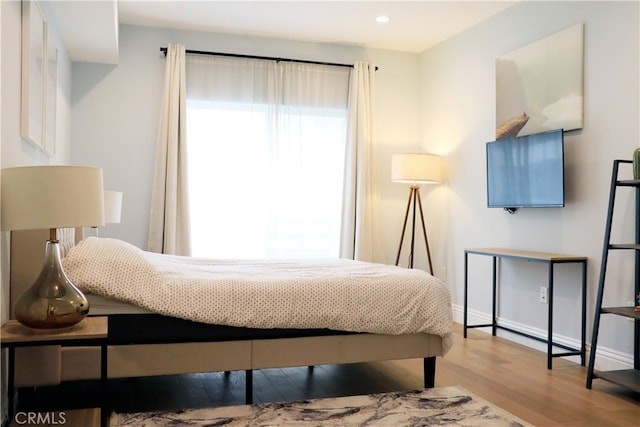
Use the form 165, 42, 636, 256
63, 237, 452, 350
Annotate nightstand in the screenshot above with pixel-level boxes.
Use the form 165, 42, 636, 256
1, 317, 108, 427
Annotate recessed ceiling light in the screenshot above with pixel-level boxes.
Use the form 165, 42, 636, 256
376, 15, 390, 24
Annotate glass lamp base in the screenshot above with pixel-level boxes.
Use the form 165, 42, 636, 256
14, 240, 90, 329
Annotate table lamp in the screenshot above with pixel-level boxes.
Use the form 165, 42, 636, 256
90, 190, 123, 236
1, 165, 104, 329
104, 191, 123, 224
391, 153, 442, 273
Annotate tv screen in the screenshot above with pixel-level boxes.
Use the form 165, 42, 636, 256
486, 129, 565, 209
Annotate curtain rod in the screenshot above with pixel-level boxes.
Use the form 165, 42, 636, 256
159, 47, 378, 70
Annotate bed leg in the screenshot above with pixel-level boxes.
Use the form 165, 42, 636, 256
245, 369, 253, 404
423, 357, 436, 388
224, 371, 231, 376
308, 365, 314, 373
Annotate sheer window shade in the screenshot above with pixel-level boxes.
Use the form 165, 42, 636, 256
185, 56, 350, 259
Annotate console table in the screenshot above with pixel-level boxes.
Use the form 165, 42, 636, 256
463, 248, 587, 369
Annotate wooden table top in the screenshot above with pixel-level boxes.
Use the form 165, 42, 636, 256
1, 316, 107, 344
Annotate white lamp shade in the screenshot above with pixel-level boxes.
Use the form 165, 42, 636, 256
104, 191, 123, 224
391, 153, 442, 184
1, 166, 105, 231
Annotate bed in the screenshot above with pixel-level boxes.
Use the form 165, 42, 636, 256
10, 228, 452, 404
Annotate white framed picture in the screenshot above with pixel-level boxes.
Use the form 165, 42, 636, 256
21, 0, 45, 148
43, 23, 57, 156
496, 23, 584, 139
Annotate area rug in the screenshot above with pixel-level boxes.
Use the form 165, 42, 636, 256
110, 386, 532, 426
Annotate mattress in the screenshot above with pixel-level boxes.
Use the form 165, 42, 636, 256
87, 293, 357, 344
87, 293, 151, 315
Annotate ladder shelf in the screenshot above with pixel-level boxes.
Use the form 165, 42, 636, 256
586, 159, 640, 392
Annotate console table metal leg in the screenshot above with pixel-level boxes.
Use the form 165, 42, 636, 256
492, 256, 498, 336
547, 263, 555, 370
581, 260, 587, 366
463, 252, 469, 338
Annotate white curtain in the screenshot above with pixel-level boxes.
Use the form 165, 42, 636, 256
147, 44, 191, 255
340, 62, 384, 263
185, 55, 350, 259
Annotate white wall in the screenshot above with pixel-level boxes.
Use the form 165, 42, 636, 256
71, 25, 424, 259
359, 49, 428, 270
420, 1, 639, 366
0, 0, 73, 422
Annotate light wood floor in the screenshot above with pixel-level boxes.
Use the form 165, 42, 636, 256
14, 323, 640, 426
409, 323, 640, 426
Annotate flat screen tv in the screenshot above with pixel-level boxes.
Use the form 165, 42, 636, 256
486, 129, 565, 210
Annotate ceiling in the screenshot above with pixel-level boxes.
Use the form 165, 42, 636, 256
50, 1, 517, 64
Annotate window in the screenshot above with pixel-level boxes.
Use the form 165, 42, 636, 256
185, 57, 350, 259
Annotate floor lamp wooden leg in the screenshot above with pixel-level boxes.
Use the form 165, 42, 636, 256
409, 187, 418, 268
415, 189, 434, 275
396, 185, 433, 275
395, 188, 414, 266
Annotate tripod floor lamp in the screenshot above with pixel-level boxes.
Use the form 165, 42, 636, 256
392, 153, 442, 273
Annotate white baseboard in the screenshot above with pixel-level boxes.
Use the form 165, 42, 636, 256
452, 304, 634, 371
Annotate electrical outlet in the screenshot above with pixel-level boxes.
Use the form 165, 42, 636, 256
539, 287, 548, 304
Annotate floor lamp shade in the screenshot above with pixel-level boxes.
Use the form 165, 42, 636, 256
391, 153, 442, 184
1, 166, 104, 329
